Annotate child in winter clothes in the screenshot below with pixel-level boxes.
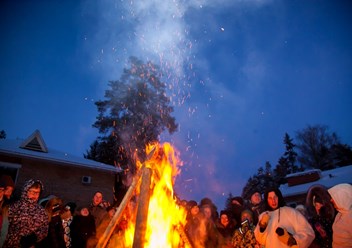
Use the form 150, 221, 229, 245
232, 209, 260, 248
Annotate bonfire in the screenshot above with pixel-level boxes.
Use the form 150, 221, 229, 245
96, 142, 191, 248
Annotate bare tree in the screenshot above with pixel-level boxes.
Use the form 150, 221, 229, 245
296, 125, 339, 170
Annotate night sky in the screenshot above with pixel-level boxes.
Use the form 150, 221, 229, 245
1, 0, 351, 209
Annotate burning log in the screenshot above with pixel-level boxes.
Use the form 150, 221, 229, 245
96, 146, 156, 248
95, 169, 142, 248
132, 167, 152, 248
96, 143, 189, 248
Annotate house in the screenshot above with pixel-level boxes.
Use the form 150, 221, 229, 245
0, 130, 122, 208
279, 165, 352, 207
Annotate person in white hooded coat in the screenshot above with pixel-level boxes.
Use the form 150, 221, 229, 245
254, 187, 315, 248
328, 183, 352, 248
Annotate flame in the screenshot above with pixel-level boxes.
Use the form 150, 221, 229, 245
144, 142, 187, 247
114, 142, 189, 248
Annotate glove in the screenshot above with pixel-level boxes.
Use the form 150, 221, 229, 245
20, 232, 37, 248
276, 227, 297, 247
259, 212, 270, 228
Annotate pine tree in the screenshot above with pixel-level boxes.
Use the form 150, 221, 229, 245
283, 133, 299, 174
225, 192, 234, 210
273, 157, 288, 185
242, 161, 276, 200
273, 133, 300, 185
85, 56, 178, 173
0, 130, 6, 139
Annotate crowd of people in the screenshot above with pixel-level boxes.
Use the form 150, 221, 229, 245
181, 184, 352, 248
0, 174, 351, 248
0, 177, 120, 248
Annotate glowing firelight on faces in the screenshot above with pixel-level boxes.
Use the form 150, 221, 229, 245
124, 142, 188, 247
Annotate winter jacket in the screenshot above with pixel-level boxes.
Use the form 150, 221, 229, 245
328, 183, 352, 248
216, 221, 235, 247
306, 184, 335, 248
70, 214, 96, 248
232, 220, 259, 248
89, 203, 107, 228
254, 206, 315, 248
3, 179, 49, 248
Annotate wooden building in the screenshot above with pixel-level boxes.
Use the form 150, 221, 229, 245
0, 130, 121, 208
280, 165, 352, 207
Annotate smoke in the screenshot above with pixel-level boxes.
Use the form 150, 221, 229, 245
81, 0, 273, 84
80, 0, 275, 207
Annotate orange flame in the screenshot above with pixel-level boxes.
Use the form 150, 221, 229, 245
144, 142, 187, 247
118, 142, 189, 248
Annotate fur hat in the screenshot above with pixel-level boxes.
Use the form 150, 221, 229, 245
306, 184, 335, 220
0, 175, 15, 188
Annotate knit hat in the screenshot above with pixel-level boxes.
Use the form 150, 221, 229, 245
241, 209, 253, 219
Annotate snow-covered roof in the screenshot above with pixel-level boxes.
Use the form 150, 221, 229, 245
285, 169, 322, 179
280, 165, 352, 197
0, 136, 122, 173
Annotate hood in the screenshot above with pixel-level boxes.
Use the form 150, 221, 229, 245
263, 187, 286, 211
21, 179, 44, 204
328, 183, 352, 214
306, 184, 335, 220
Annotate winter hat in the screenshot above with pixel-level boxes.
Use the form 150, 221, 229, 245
199, 197, 213, 207
231, 196, 244, 206
249, 189, 261, 198
187, 200, 198, 210
0, 175, 15, 188
220, 210, 231, 218
241, 209, 253, 219
65, 202, 77, 215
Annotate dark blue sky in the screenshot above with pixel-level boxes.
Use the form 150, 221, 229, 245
1, 0, 351, 209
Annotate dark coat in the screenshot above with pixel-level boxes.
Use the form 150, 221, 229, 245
70, 214, 96, 248
37, 215, 66, 248
306, 184, 335, 248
